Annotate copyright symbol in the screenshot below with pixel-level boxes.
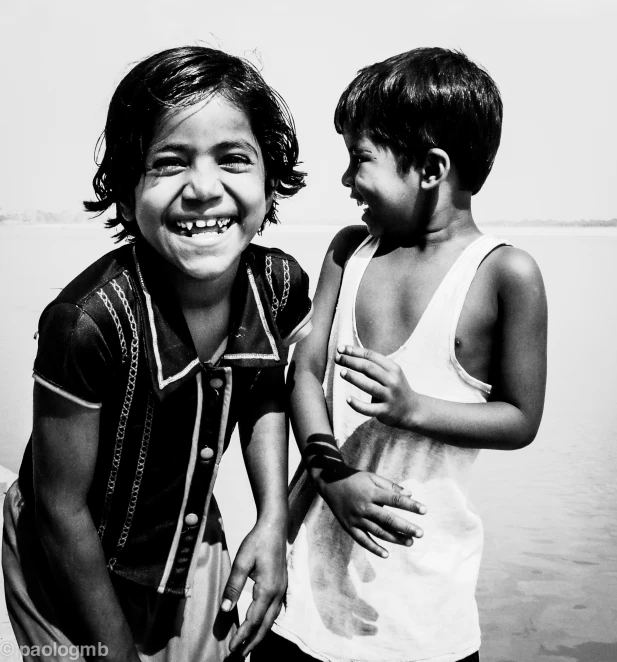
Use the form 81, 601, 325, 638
0, 641, 14, 656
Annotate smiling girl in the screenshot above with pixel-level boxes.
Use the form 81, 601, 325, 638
2, 46, 311, 662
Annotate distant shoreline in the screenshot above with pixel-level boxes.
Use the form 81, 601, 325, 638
1, 217, 617, 228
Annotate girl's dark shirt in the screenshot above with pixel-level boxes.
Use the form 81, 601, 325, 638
18, 239, 312, 595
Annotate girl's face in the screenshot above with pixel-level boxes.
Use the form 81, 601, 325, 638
124, 95, 270, 285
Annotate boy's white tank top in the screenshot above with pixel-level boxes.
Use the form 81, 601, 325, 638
274, 234, 508, 662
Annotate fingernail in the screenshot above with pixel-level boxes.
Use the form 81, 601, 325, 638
337, 345, 346, 353
221, 598, 233, 612
418, 505, 426, 514
340, 368, 347, 377
400, 489, 413, 496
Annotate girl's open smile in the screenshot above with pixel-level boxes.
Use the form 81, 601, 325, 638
123, 95, 270, 285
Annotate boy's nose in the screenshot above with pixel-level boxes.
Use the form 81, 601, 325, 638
184, 165, 224, 202
341, 165, 353, 188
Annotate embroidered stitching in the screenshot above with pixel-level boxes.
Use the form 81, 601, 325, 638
115, 391, 154, 552
265, 255, 280, 319
97, 286, 127, 363
98, 284, 139, 542
133, 247, 200, 389
280, 258, 290, 313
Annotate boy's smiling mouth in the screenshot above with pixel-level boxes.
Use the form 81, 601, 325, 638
171, 216, 235, 237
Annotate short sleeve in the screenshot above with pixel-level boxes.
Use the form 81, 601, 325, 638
268, 255, 313, 348
33, 302, 114, 408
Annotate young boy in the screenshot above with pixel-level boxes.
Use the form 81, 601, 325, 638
254, 48, 547, 661
2, 46, 312, 661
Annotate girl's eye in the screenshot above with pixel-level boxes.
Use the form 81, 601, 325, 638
148, 158, 185, 174
221, 154, 252, 172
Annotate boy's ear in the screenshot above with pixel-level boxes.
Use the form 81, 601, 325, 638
420, 149, 450, 190
118, 200, 136, 223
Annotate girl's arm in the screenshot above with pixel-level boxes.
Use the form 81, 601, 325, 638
220, 366, 288, 658
33, 384, 140, 662
336, 247, 548, 450
288, 226, 426, 559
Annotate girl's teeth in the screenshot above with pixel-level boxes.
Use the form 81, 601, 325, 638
174, 217, 234, 234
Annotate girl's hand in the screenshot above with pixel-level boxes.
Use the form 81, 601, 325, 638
221, 518, 287, 657
320, 470, 426, 558
335, 345, 421, 430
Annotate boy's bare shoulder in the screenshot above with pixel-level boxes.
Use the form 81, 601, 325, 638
483, 244, 545, 297
329, 224, 369, 268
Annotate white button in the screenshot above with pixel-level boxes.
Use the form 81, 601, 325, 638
184, 513, 199, 526
210, 377, 224, 389
200, 447, 214, 460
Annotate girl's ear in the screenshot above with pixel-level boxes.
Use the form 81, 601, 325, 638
420, 149, 450, 190
266, 180, 278, 213
118, 200, 136, 223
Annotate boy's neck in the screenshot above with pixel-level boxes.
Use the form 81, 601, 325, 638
385, 190, 480, 250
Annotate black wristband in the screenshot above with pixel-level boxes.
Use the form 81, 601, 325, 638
302, 434, 355, 481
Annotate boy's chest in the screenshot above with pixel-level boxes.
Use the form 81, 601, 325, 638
355, 252, 499, 381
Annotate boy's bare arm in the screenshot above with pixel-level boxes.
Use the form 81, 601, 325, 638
223, 366, 288, 657
32, 384, 140, 662
337, 248, 548, 450
289, 226, 426, 558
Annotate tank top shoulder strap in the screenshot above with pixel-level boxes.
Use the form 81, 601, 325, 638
335, 234, 379, 327
447, 235, 511, 335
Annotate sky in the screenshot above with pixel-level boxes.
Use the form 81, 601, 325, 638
0, 0, 615, 225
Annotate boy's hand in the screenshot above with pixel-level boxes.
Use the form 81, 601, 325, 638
320, 470, 426, 558
335, 345, 420, 430
221, 519, 287, 657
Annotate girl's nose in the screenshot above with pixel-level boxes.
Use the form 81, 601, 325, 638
183, 164, 224, 202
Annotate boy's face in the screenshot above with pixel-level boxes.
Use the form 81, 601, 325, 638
124, 95, 270, 283
341, 128, 423, 238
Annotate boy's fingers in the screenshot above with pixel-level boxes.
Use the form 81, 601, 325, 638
340, 368, 385, 398
337, 345, 395, 371
346, 396, 382, 417
379, 490, 427, 516
369, 505, 424, 540
349, 527, 389, 559
362, 519, 417, 546
336, 352, 389, 384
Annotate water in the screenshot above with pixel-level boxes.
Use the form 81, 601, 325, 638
1, 224, 616, 662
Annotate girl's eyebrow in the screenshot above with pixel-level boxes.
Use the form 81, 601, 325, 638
215, 139, 260, 157
148, 139, 259, 158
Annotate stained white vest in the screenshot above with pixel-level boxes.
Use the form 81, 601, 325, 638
275, 234, 507, 662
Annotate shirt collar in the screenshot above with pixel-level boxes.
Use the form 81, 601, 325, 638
131, 241, 286, 401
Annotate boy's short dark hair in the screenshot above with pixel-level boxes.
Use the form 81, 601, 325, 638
85, 46, 305, 241
334, 47, 502, 194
